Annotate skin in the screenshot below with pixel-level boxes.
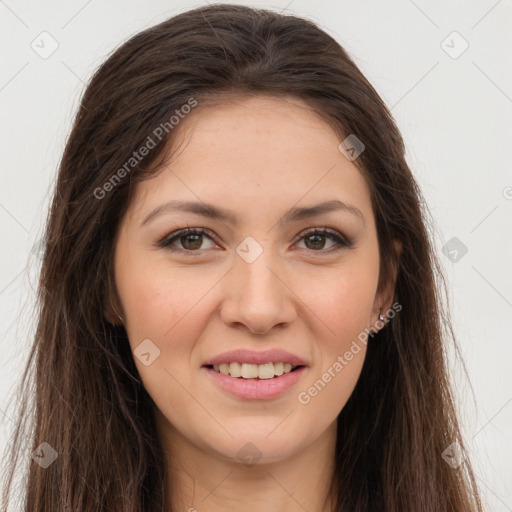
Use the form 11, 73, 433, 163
109, 95, 399, 512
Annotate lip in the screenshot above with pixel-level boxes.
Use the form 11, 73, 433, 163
202, 348, 308, 367
203, 365, 307, 400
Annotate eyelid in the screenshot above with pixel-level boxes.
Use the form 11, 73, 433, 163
293, 227, 351, 247
157, 227, 219, 251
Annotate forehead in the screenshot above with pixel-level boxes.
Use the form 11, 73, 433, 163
127, 95, 373, 226
171, 94, 343, 160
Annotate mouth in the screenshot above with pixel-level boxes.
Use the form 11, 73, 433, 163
203, 362, 305, 380
202, 363, 307, 400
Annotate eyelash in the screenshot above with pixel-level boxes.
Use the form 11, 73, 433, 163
157, 226, 352, 255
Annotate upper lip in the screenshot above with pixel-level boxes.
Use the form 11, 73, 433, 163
202, 349, 308, 367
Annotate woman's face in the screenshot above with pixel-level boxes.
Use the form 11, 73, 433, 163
112, 95, 390, 466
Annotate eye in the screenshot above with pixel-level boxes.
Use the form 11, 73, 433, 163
295, 227, 352, 252
158, 227, 218, 253
157, 227, 352, 254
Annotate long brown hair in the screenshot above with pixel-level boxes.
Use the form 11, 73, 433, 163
1, 4, 484, 511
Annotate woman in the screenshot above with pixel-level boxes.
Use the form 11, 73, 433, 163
1, 4, 484, 511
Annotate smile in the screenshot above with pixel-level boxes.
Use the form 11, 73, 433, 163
209, 362, 302, 379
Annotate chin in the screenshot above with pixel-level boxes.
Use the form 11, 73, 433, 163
205, 433, 302, 467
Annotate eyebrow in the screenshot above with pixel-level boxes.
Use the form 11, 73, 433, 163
140, 199, 365, 227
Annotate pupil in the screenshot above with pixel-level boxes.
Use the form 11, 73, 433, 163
305, 234, 325, 250
182, 234, 201, 250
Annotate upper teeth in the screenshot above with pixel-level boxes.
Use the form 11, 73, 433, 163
213, 362, 297, 379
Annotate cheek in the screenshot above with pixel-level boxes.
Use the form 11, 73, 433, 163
116, 266, 207, 407
297, 278, 371, 417
305, 259, 379, 345
115, 247, 204, 342
295, 257, 377, 410
115, 258, 217, 384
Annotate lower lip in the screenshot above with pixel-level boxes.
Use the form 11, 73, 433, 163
202, 366, 307, 400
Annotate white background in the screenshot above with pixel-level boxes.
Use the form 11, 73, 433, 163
1, 0, 511, 510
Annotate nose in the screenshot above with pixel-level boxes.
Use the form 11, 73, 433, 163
220, 246, 297, 335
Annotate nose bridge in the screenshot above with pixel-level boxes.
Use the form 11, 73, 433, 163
235, 236, 282, 300
220, 235, 295, 333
